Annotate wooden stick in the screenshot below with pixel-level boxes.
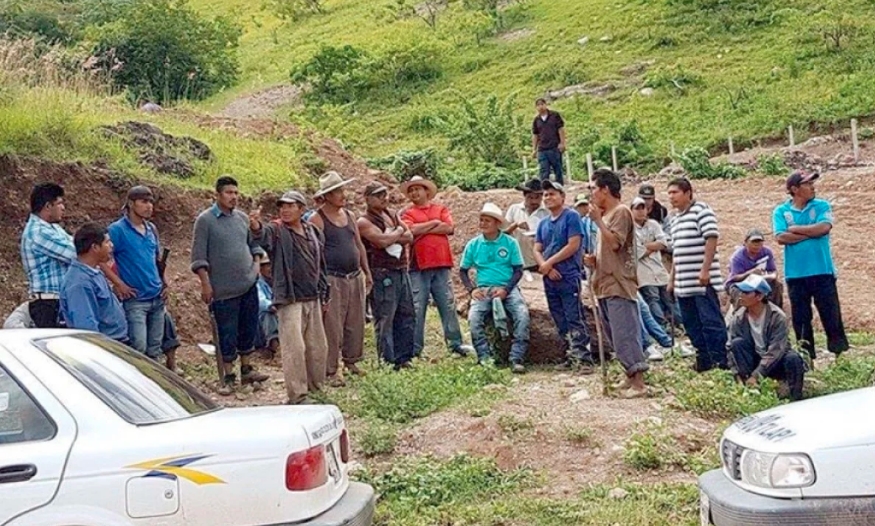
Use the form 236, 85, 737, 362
728, 136, 734, 155
789, 125, 795, 147
565, 149, 573, 184
586, 167, 608, 396
851, 119, 860, 162
586, 153, 594, 181
611, 146, 618, 172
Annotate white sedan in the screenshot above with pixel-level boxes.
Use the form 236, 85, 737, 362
0, 329, 374, 526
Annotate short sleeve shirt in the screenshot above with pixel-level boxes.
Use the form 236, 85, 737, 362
593, 205, 638, 300
772, 198, 836, 279
505, 203, 549, 268
108, 216, 163, 301
635, 219, 670, 287
726, 246, 777, 288
669, 201, 724, 297
460, 233, 523, 288
401, 203, 455, 270
532, 111, 565, 151
535, 208, 583, 281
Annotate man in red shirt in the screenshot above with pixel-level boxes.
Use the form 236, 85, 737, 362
401, 176, 475, 358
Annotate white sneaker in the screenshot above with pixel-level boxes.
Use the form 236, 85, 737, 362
646, 344, 665, 362
675, 341, 696, 358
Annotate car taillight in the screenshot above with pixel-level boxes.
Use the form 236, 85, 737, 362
286, 445, 327, 491
340, 429, 350, 463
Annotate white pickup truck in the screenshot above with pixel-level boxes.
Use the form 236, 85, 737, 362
0, 329, 374, 526
698, 387, 875, 525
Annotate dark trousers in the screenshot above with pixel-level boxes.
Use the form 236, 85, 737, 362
538, 148, 564, 185
372, 268, 415, 367
729, 337, 805, 401
786, 274, 848, 358
639, 285, 675, 329
544, 277, 592, 364
678, 286, 728, 372
211, 284, 259, 364
29, 299, 63, 328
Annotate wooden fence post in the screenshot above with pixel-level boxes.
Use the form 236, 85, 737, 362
611, 146, 618, 172
851, 119, 860, 162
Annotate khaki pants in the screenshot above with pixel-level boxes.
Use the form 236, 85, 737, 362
325, 273, 366, 376
277, 301, 328, 403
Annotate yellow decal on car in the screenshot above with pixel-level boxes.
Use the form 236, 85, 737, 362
127, 455, 225, 485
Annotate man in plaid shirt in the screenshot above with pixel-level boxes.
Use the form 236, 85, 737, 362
20, 183, 76, 328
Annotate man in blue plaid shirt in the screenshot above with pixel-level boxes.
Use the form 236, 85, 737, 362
20, 183, 76, 328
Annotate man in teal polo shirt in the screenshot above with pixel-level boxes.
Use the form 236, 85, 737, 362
105, 186, 166, 359
460, 203, 529, 372
773, 170, 848, 360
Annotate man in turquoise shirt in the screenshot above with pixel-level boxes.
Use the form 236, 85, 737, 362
773, 171, 848, 359
460, 203, 529, 372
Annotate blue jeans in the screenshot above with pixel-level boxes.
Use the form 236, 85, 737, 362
639, 285, 677, 329
372, 268, 416, 366
538, 148, 564, 184
211, 284, 259, 364
255, 310, 279, 349
678, 286, 728, 372
124, 297, 165, 359
411, 268, 464, 356
544, 277, 592, 363
468, 287, 530, 363
162, 311, 180, 353
638, 294, 671, 348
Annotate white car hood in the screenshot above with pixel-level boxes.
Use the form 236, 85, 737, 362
724, 387, 875, 453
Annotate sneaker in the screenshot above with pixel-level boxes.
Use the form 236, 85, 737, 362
645, 344, 665, 362
511, 362, 526, 374
346, 362, 366, 377
453, 344, 474, 357
217, 374, 236, 396
240, 365, 269, 384
675, 341, 696, 358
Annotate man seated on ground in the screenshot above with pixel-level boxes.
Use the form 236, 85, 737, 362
460, 203, 529, 373
60, 223, 129, 343
726, 228, 783, 311
728, 274, 805, 401
255, 256, 279, 358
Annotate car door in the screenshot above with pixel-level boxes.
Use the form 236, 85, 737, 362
0, 348, 76, 525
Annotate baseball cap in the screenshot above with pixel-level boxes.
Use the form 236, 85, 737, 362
736, 274, 772, 295
127, 185, 154, 202
574, 193, 589, 207
542, 180, 565, 194
277, 190, 307, 206
745, 228, 765, 242
631, 197, 647, 209
785, 170, 819, 191
363, 182, 388, 196
638, 184, 656, 198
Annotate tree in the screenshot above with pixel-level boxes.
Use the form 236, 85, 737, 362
437, 93, 525, 168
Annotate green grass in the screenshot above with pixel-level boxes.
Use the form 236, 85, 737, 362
189, 0, 875, 171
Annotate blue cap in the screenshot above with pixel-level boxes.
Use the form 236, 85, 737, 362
736, 274, 772, 295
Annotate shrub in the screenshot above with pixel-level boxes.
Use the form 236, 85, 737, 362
675, 147, 746, 180
367, 149, 440, 181
439, 162, 528, 191
91, 0, 241, 104
0, 4, 70, 44
756, 153, 787, 175
370, 39, 444, 93
644, 65, 703, 95
358, 422, 397, 457
437, 93, 526, 168
291, 44, 371, 104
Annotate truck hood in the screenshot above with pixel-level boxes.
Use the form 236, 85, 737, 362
724, 387, 875, 452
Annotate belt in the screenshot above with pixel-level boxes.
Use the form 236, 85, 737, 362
327, 269, 362, 279
29, 293, 60, 300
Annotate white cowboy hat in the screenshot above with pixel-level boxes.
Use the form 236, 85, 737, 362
314, 171, 356, 198
479, 202, 506, 226
399, 176, 438, 199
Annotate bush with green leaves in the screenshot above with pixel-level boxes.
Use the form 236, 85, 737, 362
358, 422, 398, 457
367, 149, 440, 181
90, 0, 241, 104
290, 44, 371, 104
439, 162, 528, 191
756, 153, 787, 175
437, 93, 526, 169
0, 2, 70, 43
675, 147, 746, 180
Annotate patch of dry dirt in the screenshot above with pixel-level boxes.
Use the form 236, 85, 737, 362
499, 28, 535, 42
216, 84, 303, 120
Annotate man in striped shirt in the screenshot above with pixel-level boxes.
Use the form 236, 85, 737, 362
20, 183, 76, 328
667, 178, 728, 372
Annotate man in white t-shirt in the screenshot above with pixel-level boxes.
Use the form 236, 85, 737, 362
631, 197, 673, 329
505, 179, 549, 270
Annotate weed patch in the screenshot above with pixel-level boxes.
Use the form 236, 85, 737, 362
357, 421, 398, 457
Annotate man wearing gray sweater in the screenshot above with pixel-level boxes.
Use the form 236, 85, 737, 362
191, 176, 269, 394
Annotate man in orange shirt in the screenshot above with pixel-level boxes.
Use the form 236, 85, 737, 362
401, 176, 475, 358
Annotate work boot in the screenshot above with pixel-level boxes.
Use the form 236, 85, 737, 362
452, 344, 474, 357
511, 362, 526, 374
217, 374, 236, 396
240, 365, 269, 384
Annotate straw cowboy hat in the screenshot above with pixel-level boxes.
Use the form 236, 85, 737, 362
400, 176, 438, 199
314, 171, 356, 198
479, 202, 506, 227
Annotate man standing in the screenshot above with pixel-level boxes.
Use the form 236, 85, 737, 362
534, 180, 594, 373
504, 179, 549, 271
460, 203, 529, 372
251, 191, 330, 404
667, 178, 728, 372
358, 182, 416, 371
401, 176, 474, 358
104, 186, 166, 360
255, 257, 279, 357
726, 228, 783, 311
638, 184, 669, 225
308, 172, 372, 384
532, 98, 567, 184
191, 176, 269, 394
773, 171, 848, 359
60, 223, 128, 342
728, 274, 805, 401
585, 169, 648, 397
20, 183, 75, 328
631, 197, 673, 330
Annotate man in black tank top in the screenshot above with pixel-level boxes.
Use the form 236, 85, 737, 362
309, 172, 373, 385
357, 182, 416, 370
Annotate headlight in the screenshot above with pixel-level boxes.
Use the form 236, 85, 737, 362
740, 450, 816, 488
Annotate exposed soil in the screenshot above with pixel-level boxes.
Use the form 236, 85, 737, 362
216, 84, 303, 120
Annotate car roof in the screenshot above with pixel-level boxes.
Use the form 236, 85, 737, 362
0, 329, 90, 347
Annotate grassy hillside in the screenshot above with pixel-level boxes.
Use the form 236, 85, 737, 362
190, 0, 875, 171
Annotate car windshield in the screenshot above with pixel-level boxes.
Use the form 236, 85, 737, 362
36, 333, 218, 425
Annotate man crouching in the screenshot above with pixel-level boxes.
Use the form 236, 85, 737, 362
728, 274, 805, 401
460, 203, 529, 372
